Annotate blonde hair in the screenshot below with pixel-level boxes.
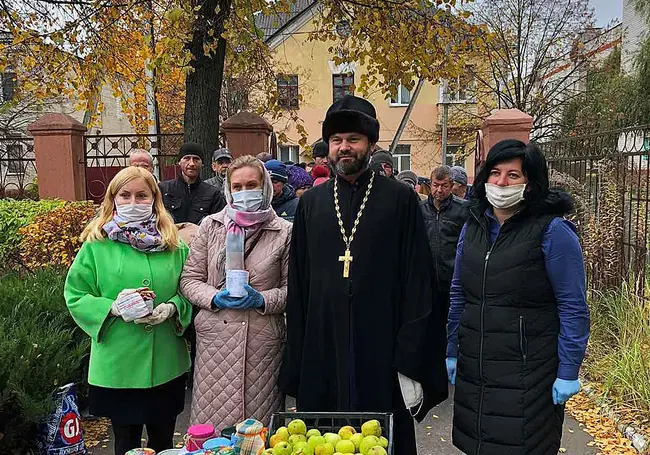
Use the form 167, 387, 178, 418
81, 167, 179, 250
227, 155, 265, 182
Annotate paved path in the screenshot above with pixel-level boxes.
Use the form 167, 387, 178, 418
90, 386, 597, 454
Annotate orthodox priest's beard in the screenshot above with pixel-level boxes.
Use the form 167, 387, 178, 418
330, 146, 372, 176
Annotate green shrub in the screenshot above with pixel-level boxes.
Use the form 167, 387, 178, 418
0, 267, 90, 454
0, 199, 65, 272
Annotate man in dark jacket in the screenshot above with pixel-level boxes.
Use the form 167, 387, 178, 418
204, 148, 232, 194
159, 142, 226, 225
370, 150, 395, 178
421, 165, 467, 316
265, 159, 299, 222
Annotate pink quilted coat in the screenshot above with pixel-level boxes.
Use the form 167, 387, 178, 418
179, 209, 292, 432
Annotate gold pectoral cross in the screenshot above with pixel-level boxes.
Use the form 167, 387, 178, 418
338, 249, 353, 278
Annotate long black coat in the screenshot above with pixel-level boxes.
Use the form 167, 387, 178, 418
279, 170, 448, 455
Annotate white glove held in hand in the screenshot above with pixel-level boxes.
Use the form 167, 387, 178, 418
134, 303, 176, 326
398, 372, 424, 417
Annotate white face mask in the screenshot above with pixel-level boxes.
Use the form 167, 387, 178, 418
231, 189, 264, 212
485, 183, 526, 209
115, 203, 153, 222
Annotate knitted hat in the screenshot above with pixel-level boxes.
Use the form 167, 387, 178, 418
287, 165, 314, 189
264, 159, 288, 183
450, 166, 468, 186
322, 95, 380, 144
311, 165, 330, 179
397, 170, 418, 189
370, 150, 394, 168
312, 141, 329, 158
178, 142, 204, 159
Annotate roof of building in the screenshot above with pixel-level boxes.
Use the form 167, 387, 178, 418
254, 0, 318, 42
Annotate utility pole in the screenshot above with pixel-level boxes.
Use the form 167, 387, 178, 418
440, 80, 450, 166
389, 79, 425, 154
145, 0, 161, 179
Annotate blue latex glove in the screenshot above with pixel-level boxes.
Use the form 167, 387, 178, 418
446, 357, 457, 385
212, 285, 264, 310
552, 378, 581, 405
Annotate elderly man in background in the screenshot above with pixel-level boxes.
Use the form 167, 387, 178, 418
204, 148, 232, 194
129, 149, 155, 175
450, 165, 471, 200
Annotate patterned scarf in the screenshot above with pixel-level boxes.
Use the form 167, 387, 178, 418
223, 165, 275, 271
103, 214, 166, 253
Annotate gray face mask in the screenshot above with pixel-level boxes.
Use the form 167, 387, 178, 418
485, 183, 526, 209
231, 189, 264, 212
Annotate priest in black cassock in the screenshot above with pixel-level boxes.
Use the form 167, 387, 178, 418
278, 95, 449, 454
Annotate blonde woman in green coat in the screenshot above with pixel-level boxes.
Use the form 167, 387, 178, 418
65, 166, 192, 455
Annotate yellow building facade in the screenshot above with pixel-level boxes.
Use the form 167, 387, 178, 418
259, 1, 469, 178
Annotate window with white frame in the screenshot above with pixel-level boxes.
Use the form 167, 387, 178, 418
393, 144, 411, 172
333, 73, 354, 102
278, 145, 299, 163
445, 144, 465, 167
443, 69, 476, 103
390, 84, 411, 106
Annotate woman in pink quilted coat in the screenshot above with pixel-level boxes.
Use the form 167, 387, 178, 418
180, 155, 292, 431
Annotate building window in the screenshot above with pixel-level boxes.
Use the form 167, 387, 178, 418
393, 144, 411, 173
6, 143, 24, 175
2, 72, 16, 102
443, 70, 475, 104
445, 144, 465, 167
277, 75, 299, 109
278, 145, 299, 163
333, 73, 354, 102
390, 84, 411, 106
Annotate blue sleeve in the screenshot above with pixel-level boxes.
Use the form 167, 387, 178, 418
446, 223, 467, 358
542, 218, 590, 381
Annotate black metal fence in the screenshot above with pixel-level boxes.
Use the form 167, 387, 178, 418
84, 133, 184, 203
0, 135, 37, 199
540, 125, 650, 297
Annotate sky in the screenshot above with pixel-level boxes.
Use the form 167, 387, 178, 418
590, 0, 624, 27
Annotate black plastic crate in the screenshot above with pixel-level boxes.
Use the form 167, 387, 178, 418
268, 411, 393, 455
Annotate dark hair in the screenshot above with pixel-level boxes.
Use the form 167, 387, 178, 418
297, 162, 307, 170
256, 152, 273, 163
431, 165, 452, 181
472, 139, 549, 204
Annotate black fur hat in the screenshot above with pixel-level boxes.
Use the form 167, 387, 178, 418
322, 96, 380, 144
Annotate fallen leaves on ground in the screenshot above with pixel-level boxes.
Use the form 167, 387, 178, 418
82, 418, 111, 449
567, 392, 638, 455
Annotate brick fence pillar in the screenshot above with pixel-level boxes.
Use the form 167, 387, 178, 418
478, 109, 533, 169
221, 112, 273, 159
28, 114, 87, 201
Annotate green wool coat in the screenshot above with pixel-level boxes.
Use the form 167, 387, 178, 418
65, 239, 192, 389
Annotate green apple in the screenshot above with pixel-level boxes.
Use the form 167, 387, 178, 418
276, 427, 290, 441
293, 442, 308, 451
349, 433, 363, 451
293, 443, 314, 455
314, 442, 335, 455
335, 439, 356, 453
366, 447, 387, 455
288, 419, 308, 435
308, 435, 326, 449
289, 434, 307, 445
378, 437, 388, 449
324, 433, 341, 447
361, 420, 382, 438
359, 436, 380, 455
306, 429, 322, 439
338, 426, 356, 440
274, 441, 292, 455
263, 449, 275, 455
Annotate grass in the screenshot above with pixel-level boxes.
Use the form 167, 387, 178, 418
585, 281, 650, 415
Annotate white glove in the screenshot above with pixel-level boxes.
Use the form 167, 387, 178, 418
110, 301, 121, 317
134, 303, 176, 326
398, 372, 423, 417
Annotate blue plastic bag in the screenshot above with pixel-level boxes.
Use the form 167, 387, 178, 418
38, 383, 87, 455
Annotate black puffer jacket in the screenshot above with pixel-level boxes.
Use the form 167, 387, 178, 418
159, 175, 225, 225
272, 184, 299, 223
453, 189, 574, 455
420, 195, 468, 288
